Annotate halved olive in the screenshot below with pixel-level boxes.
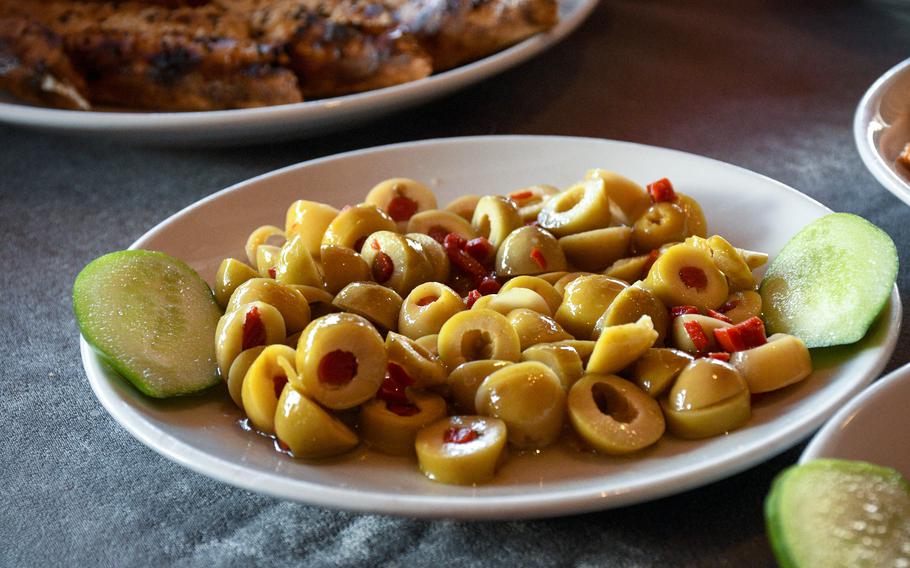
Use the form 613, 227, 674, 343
499, 275, 562, 313
447, 360, 513, 413
587, 315, 658, 375
294, 313, 387, 409
226, 346, 266, 408
240, 344, 297, 434
671, 314, 731, 353
495, 226, 568, 277
214, 258, 259, 308
245, 224, 284, 266
504, 184, 559, 208
472, 195, 522, 250
594, 284, 669, 345
508, 308, 572, 350
365, 178, 437, 230
332, 281, 403, 331
559, 227, 633, 271
320, 244, 371, 294
415, 415, 508, 485
274, 234, 323, 288
661, 358, 750, 439
472, 288, 551, 316
437, 309, 521, 369
386, 331, 447, 389
255, 244, 282, 277
675, 192, 707, 238
632, 202, 689, 253
475, 361, 566, 449
603, 254, 654, 284
274, 386, 359, 458
360, 230, 433, 296
399, 281, 465, 339
287, 284, 335, 319
568, 373, 665, 454
521, 343, 584, 389
554, 274, 627, 339
544, 339, 596, 364
415, 334, 440, 358
227, 278, 312, 333
730, 333, 811, 393
321, 204, 396, 251
552, 271, 594, 296
642, 243, 728, 310
444, 194, 482, 221
407, 209, 477, 241
360, 391, 447, 455
584, 169, 651, 225
631, 348, 693, 397
537, 178, 612, 236
405, 233, 450, 283
717, 290, 762, 324
285, 200, 340, 257
215, 301, 287, 376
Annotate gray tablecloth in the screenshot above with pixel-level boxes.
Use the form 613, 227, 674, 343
3, 1, 909, 566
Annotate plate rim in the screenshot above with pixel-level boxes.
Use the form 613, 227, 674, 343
853, 56, 910, 207
82, 135, 903, 519
800, 361, 910, 465
0, 0, 598, 136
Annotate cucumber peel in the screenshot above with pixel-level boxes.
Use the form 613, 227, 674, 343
759, 213, 897, 348
765, 459, 910, 568
74, 250, 221, 398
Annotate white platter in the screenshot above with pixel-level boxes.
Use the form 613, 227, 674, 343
81, 136, 901, 519
854, 57, 910, 207
801, 362, 910, 477
0, 0, 596, 145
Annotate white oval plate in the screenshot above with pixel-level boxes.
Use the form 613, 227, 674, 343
801, 362, 910, 477
854, 57, 910, 207
81, 136, 901, 519
0, 0, 595, 145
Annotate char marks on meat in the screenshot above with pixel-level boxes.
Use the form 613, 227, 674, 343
0, 0, 556, 110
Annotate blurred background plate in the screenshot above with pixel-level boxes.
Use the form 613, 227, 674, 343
854, 57, 910, 207
0, 0, 596, 145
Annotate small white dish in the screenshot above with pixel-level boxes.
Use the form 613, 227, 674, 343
801, 362, 910, 477
80, 135, 901, 519
854, 57, 910, 207
0, 0, 595, 145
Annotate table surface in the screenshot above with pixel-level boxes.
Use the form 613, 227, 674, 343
3, 1, 909, 566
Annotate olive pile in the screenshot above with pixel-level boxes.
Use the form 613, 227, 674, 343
213, 172, 812, 485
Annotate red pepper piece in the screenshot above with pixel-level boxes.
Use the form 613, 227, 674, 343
465, 289, 482, 308
370, 239, 381, 251
647, 178, 677, 202
670, 305, 700, 319
679, 266, 708, 290
713, 316, 767, 353
465, 237, 494, 267
428, 226, 449, 244
683, 320, 711, 352
378, 362, 413, 405
707, 352, 731, 362
530, 246, 547, 270
386, 403, 421, 417
478, 276, 501, 296
273, 375, 288, 399
718, 300, 739, 313
445, 233, 487, 284
642, 249, 661, 275
444, 232, 467, 250
706, 309, 733, 324
416, 295, 438, 307
509, 189, 533, 201
372, 251, 394, 283
318, 350, 358, 385
241, 306, 267, 350
443, 427, 479, 444
387, 196, 418, 222
267, 266, 277, 279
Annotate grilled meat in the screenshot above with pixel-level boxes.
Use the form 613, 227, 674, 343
0, 0, 556, 111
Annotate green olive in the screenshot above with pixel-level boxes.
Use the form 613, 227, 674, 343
405, 233, 450, 282
447, 359, 513, 413
584, 169, 651, 225
537, 271, 570, 285
321, 204, 397, 250
661, 358, 750, 439
675, 193, 707, 238
294, 313, 387, 409
415, 415, 508, 485
568, 373, 665, 454
360, 230, 433, 297
559, 227, 633, 272
475, 361, 566, 449
500, 275, 563, 313
274, 386, 359, 458
399, 282, 465, 339
537, 178, 612, 236
385, 331, 447, 389
594, 284, 669, 345
504, 184, 559, 208
472, 288, 551, 316
226, 278, 311, 333
274, 234, 323, 288
521, 343, 584, 389
444, 194, 483, 221
730, 333, 812, 393
544, 339, 596, 364
320, 244, 371, 294
603, 254, 654, 284
554, 274, 627, 339
507, 308, 572, 350
214, 258, 259, 308
631, 348, 693, 397
495, 226, 568, 277
641, 243, 728, 310
255, 244, 282, 277
415, 334, 440, 358
332, 281, 403, 331
587, 315, 658, 375
365, 178, 437, 230
437, 309, 521, 370
285, 200, 339, 258
718, 290, 762, 324
240, 344, 297, 434
632, 202, 689, 253
552, 271, 594, 296
226, 345, 266, 408
287, 284, 335, 319
360, 391, 447, 456
407, 209, 477, 240
245, 224, 284, 267
705, 235, 756, 292
670, 314, 731, 353
472, 195, 522, 250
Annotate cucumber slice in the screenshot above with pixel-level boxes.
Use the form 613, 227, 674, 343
759, 213, 897, 348
74, 250, 221, 398
765, 459, 910, 568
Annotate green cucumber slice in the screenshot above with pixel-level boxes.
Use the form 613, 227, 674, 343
73, 250, 221, 398
765, 459, 910, 568
759, 213, 897, 348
